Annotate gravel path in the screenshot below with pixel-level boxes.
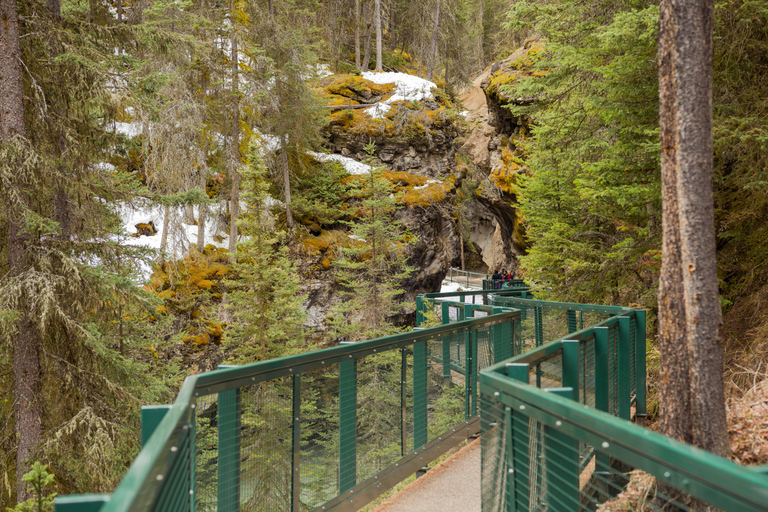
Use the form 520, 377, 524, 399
372, 438, 482, 512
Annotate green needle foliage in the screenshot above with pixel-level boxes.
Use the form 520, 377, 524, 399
329, 151, 416, 341
504, 1, 661, 308
225, 148, 307, 362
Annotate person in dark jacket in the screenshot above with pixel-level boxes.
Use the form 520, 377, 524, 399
491, 270, 502, 289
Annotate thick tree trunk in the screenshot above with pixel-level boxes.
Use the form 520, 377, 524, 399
1, 0, 43, 500
354, 0, 361, 70
477, 0, 484, 66
426, 0, 441, 80
197, 174, 207, 253
658, 0, 729, 463
374, 0, 383, 71
160, 204, 171, 259
673, 0, 729, 458
657, 0, 692, 446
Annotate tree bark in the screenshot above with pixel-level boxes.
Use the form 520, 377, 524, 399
229, 15, 240, 258
673, 0, 729, 458
281, 141, 294, 228
354, 0, 361, 70
657, 0, 692, 446
361, 18, 372, 72
657, 0, 729, 461
426, 0, 441, 80
1, 0, 43, 500
374, 0, 383, 71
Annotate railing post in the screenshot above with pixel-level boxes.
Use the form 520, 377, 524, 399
618, 317, 631, 421
566, 310, 577, 334
442, 302, 451, 380
141, 405, 171, 447
634, 310, 647, 423
544, 388, 580, 510
218, 366, 241, 512
504, 406, 516, 512
291, 374, 301, 512
470, 329, 478, 417
493, 308, 513, 363
561, 340, 580, 402
594, 327, 611, 474
506, 363, 529, 510
416, 295, 424, 327
464, 329, 474, 419
414, 338, 428, 450
339, 359, 357, 493
218, 395, 240, 511
534, 306, 543, 346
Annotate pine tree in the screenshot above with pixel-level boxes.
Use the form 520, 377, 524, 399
225, 148, 307, 362
330, 153, 415, 341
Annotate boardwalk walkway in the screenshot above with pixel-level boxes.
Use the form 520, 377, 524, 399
373, 438, 481, 512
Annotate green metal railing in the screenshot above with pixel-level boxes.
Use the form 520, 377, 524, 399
445, 268, 489, 289
54, 288, 768, 512
478, 305, 768, 511
56, 290, 529, 512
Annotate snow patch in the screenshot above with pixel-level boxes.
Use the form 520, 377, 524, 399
113, 121, 142, 138
362, 72, 437, 119
307, 151, 371, 175
413, 179, 442, 191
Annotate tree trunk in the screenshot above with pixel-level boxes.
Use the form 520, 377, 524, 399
160, 204, 171, 259
229, 17, 240, 258
477, 0, 484, 66
362, 17, 372, 72
1, 0, 43, 500
657, 0, 729, 461
460, 231, 465, 271
281, 142, 294, 228
426, 0, 441, 80
673, 0, 729, 458
197, 172, 207, 253
354, 0, 361, 70
374, 0, 383, 71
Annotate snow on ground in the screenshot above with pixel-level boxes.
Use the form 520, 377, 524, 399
413, 179, 442, 190
307, 151, 372, 175
113, 121, 142, 138
116, 202, 228, 279
361, 72, 437, 119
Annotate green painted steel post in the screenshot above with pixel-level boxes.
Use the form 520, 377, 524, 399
291, 373, 301, 512
414, 339, 428, 450
401, 348, 408, 456
339, 359, 357, 493
141, 405, 171, 447
504, 406, 516, 512
506, 363, 529, 510
442, 302, 451, 379
218, 386, 241, 512
544, 388, 580, 510
594, 327, 610, 474
190, 403, 197, 512
618, 317, 631, 421
634, 310, 647, 420
54, 495, 111, 512
416, 295, 424, 327
561, 340, 580, 401
520, 293, 527, 320
464, 329, 472, 419
470, 329, 478, 417
566, 310, 577, 334
534, 307, 543, 346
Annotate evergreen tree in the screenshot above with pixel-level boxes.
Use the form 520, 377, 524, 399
226, 148, 307, 362
330, 154, 415, 341
504, 1, 661, 307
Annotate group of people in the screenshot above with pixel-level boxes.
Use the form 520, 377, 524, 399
490, 268, 513, 289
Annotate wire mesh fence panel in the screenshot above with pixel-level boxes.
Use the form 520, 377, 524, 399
194, 394, 218, 512
355, 350, 406, 483
300, 366, 341, 510
580, 337, 597, 408
535, 353, 563, 389
608, 324, 619, 416
480, 394, 507, 512
427, 336, 466, 441
476, 323, 494, 371
239, 378, 294, 511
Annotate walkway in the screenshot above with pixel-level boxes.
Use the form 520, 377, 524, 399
373, 438, 481, 512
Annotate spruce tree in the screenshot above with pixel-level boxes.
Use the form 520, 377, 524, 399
225, 148, 307, 362
330, 154, 415, 341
